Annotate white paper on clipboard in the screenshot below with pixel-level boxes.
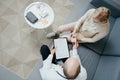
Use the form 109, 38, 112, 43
54, 38, 69, 59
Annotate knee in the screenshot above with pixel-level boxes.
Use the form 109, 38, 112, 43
40, 45, 50, 53
56, 25, 65, 33
41, 45, 48, 49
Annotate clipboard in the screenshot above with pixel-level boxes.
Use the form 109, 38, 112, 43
54, 38, 69, 59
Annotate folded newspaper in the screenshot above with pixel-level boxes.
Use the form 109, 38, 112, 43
54, 38, 69, 59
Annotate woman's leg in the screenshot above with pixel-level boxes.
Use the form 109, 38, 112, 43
40, 45, 56, 63
47, 22, 76, 39
56, 22, 76, 34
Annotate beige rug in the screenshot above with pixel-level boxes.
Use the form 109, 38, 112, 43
0, 0, 74, 79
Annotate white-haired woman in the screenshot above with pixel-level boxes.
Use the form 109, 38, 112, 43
47, 7, 110, 43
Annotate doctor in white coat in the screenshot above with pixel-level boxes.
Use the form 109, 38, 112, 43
39, 41, 87, 80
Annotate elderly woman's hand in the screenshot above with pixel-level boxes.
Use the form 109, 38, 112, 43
73, 41, 79, 49
69, 32, 77, 41
70, 31, 76, 38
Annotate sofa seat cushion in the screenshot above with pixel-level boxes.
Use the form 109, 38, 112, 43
65, 2, 116, 55
77, 45, 100, 80
62, 0, 116, 55
103, 18, 120, 56
93, 56, 120, 80
83, 16, 115, 54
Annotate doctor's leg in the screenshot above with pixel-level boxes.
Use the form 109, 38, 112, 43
40, 45, 56, 63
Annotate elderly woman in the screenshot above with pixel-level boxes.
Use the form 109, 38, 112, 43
47, 7, 110, 43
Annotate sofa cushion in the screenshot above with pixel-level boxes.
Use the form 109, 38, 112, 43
64, 3, 95, 23
91, 0, 120, 18
77, 45, 100, 80
65, 2, 116, 55
103, 18, 120, 56
93, 56, 120, 80
83, 16, 115, 54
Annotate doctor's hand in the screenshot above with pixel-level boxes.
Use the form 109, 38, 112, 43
73, 41, 79, 49
50, 46, 56, 54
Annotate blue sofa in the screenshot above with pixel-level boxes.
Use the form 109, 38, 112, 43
70, 0, 120, 80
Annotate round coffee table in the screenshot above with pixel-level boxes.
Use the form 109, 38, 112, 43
24, 2, 54, 29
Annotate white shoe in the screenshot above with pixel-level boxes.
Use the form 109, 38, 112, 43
46, 32, 56, 38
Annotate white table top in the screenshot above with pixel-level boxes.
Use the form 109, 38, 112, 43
24, 2, 54, 29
